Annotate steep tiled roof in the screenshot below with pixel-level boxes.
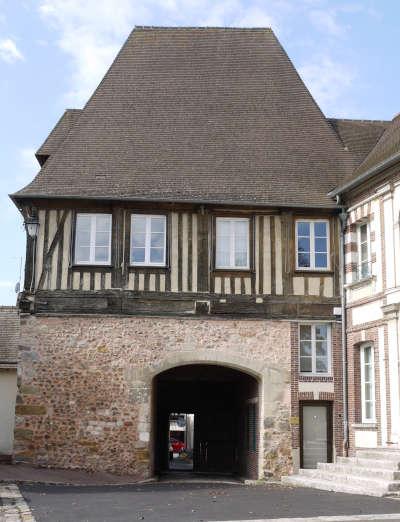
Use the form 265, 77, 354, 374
351, 113, 400, 178
328, 118, 389, 171
331, 113, 400, 196
0, 307, 19, 367
13, 27, 355, 208
36, 109, 82, 166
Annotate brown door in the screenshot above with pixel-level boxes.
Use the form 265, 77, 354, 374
195, 408, 236, 472
301, 402, 332, 468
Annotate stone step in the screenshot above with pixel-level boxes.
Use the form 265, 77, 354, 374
317, 462, 400, 480
298, 468, 400, 492
337, 456, 400, 470
281, 475, 388, 497
356, 449, 400, 461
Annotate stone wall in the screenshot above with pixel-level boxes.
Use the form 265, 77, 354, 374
16, 314, 292, 478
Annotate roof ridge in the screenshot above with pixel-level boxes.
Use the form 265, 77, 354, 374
328, 117, 390, 124
134, 26, 272, 31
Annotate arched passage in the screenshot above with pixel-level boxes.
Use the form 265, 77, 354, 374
152, 364, 261, 479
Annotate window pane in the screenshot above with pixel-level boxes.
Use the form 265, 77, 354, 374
316, 357, 328, 373
235, 235, 248, 251
361, 243, 368, 260
76, 228, 90, 246
300, 325, 312, 340
150, 248, 164, 264
96, 215, 111, 232
76, 215, 91, 247
360, 224, 368, 243
216, 251, 230, 267
95, 230, 110, 247
234, 220, 248, 236
316, 341, 327, 356
235, 252, 247, 267
217, 219, 230, 235
298, 252, 310, 267
298, 237, 310, 253
365, 383, 372, 401
132, 233, 146, 248
132, 215, 146, 233
361, 262, 370, 278
297, 222, 310, 236
300, 357, 312, 372
315, 237, 327, 253
315, 253, 327, 268
132, 248, 145, 263
94, 247, 109, 263
151, 232, 164, 248
365, 402, 373, 420
314, 222, 327, 237
315, 325, 328, 341
300, 341, 312, 356
75, 245, 90, 263
151, 216, 165, 233
364, 347, 371, 364
364, 364, 372, 383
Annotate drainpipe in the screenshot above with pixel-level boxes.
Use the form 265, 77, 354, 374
337, 195, 349, 454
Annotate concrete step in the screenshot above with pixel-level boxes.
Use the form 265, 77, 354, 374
317, 462, 400, 480
298, 468, 400, 492
337, 456, 400, 470
356, 449, 400, 461
281, 475, 388, 497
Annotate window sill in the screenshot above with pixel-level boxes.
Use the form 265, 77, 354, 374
299, 373, 332, 379
345, 275, 375, 290
72, 264, 113, 269
294, 269, 333, 275
129, 265, 169, 270
213, 268, 253, 276
352, 423, 377, 429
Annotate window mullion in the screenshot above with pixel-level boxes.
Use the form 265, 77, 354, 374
145, 217, 150, 264
90, 215, 96, 264
230, 221, 235, 268
311, 223, 315, 269
312, 325, 316, 373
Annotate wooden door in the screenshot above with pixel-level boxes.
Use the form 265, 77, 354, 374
301, 402, 332, 469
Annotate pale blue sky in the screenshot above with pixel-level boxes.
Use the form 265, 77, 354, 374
0, 0, 399, 305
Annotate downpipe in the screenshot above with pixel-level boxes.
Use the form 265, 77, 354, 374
337, 195, 349, 455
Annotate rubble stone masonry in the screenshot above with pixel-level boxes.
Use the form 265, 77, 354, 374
15, 314, 293, 479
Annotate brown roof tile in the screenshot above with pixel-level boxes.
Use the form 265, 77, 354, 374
36, 109, 82, 166
13, 27, 355, 208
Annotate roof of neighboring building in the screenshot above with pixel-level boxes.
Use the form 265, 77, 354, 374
0, 307, 19, 367
328, 118, 389, 170
12, 26, 357, 209
36, 109, 82, 166
331, 113, 400, 196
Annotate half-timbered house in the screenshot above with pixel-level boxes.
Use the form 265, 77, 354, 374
10, 27, 380, 480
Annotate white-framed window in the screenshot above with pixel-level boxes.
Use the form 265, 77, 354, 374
360, 344, 375, 423
299, 323, 331, 375
296, 220, 329, 270
130, 214, 166, 266
215, 217, 250, 269
357, 222, 371, 280
74, 213, 112, 265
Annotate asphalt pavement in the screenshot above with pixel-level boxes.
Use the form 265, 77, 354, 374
19, 482, 400, 522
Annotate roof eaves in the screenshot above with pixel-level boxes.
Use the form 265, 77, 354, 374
9, 192, 338, 210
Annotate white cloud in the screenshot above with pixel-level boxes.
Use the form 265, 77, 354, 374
309, 9, 346, 36
0, 38, 23, 63
298, 55, 356, 116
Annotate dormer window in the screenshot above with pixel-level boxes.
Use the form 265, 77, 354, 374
130, 214, 166, 266
74, 213, 112, 265
296, 220, 329, 270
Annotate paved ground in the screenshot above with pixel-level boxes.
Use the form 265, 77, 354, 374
18, 482, 400, 522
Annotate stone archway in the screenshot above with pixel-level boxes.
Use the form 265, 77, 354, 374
124, 349, 290, 480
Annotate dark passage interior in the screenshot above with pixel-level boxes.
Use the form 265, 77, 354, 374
153, 364, 260, 479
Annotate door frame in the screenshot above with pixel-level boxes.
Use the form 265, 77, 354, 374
300, 401, 333, 468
